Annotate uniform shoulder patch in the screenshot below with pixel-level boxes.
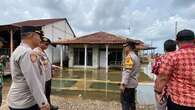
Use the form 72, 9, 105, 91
30, 52, 38, 63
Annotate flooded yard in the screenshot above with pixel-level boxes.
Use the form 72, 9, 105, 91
52, 68, 155, 106
1, 67, 156, 110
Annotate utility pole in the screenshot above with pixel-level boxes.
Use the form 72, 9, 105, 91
128, 24, 131, 36
51, 25, 54, 63
150, 40, 153, 56
175, 21, 178, 36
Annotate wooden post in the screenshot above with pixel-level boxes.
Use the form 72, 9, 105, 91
10, 29, 13, 55
84, 45, 87, 69
105, 45, 109, 97
84, 45, 87, 91
105, 45, 109, 73
60, 45, 64, 68
122, 47, 125, 71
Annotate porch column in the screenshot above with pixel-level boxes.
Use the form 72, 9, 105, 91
10, 29, 14, 55
105, 45, 109, 97
60, 45, 64, 68
105, 45, 109, 73
84, 45, 87, 91
84, 45, 87, 69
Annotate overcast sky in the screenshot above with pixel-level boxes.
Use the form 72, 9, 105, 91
1, 0, 195, 52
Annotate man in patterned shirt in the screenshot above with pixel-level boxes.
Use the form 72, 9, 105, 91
155, 29, 195, 110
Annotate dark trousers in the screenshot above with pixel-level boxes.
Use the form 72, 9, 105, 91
9, 104, 39, 110
45, 79, 51, 104
0, 87, 2, 107
120, 88, 136, 110
167, 97, 195, 110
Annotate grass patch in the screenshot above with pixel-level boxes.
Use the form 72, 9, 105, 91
52, 80, 77, 88
90, 82, 119, 90
51, 89, 120, 101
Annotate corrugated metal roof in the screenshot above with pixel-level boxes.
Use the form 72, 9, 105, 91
12, 18, 65, 27
0, 18, 76, 37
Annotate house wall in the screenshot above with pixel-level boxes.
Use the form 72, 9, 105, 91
93, 47, 99, 68
42, 20, 75, 63
68, 47, 74, 67
68, 45, 99, 68
68, 45, 124, 69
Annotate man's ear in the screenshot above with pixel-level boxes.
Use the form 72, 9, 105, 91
25, 33, 34, 40
176, 40, 180, 47
176, 39, 179, 44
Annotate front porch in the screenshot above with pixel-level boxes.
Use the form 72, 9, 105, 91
68, 45, 124, 71
53, 32, 146, 72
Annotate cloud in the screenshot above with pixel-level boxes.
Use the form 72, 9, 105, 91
0, 0, 195, 53
171, 0, 195, 8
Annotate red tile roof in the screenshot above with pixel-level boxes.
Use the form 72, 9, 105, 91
53, 32, 141, 45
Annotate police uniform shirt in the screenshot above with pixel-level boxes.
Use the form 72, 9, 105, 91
8, 42, 48, 109
33, 47, 52, 82
121, 51, 140, 88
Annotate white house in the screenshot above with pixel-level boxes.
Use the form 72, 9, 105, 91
53, 32, 154, 72
0, 18, 76, 64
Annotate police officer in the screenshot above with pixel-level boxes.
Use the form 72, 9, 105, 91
0, 37, 6, 107
120, 41, 140, 110
7, 26, 50, 110
34, 37, 59, 110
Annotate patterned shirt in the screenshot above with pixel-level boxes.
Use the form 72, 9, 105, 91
159, 44, 195, 107
152, 56, 163, 75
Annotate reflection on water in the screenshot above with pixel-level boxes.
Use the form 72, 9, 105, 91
52, 68, 155, 105
53, 69, 121, 81
137, 85, 155, 105
142, 62, 156, 80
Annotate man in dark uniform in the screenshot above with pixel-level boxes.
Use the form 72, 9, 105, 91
0, 37, 6, 107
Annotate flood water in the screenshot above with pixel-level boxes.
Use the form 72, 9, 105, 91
52, 68, 155, 105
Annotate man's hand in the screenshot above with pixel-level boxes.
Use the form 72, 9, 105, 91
40, 104, 50, 110
155, 93, 163, 104
154, 74, 169, 93
155, 92, 167, 105
52, 65, 62, 70
120, 84, 125, 93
